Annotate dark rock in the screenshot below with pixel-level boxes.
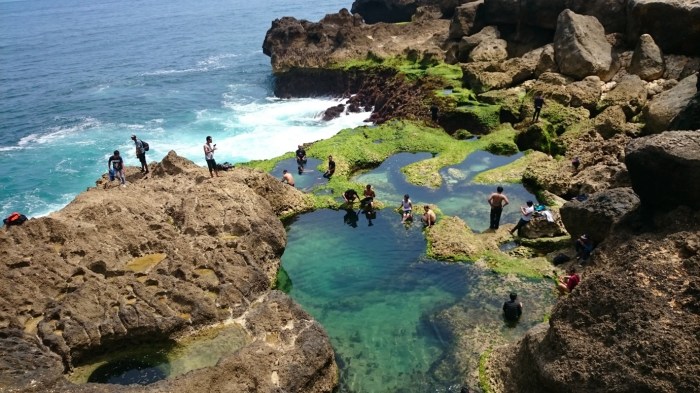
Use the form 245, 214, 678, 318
449, 0, 484, 39
322, 104, 345, 121
627, 0, 700, 56
625, 130, 700, 210
642, 73, 698, 134
560, 187, 640, 243
628, 34, 665, 81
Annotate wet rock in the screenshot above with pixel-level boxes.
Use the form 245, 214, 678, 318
642, 73, 698, 134
625, 130, 700, 210
628, 34, 665, 81
553, 10, 614, 81
322, 104, 345, 121
560, 187, 640, 243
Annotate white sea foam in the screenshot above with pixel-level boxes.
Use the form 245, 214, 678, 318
141, 53, 238, 77
18, 117, 102, 146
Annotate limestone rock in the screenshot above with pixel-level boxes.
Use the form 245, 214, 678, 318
593, 105, 627, 139
351, 0, 461, 24
449, 0, 484, 39
625, 130, 700, 210
0, 152, 333, 392
469, 38, 508, 62
598, 74, 648, 118
560, 187, 641, 243
628, 34, 664, 81
458, 25, 500, 61
567, 76, 603, 110
669, 86, 700, 131
642, 73, 698, 134
535, 44, 557, 76
553, 10, 614, 81
627, 0, 700, 56
520, 211, 568, 239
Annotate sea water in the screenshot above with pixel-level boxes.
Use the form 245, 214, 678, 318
0, 0, 363, 217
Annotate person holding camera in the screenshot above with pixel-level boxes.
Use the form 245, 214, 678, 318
204, 136, 219, 178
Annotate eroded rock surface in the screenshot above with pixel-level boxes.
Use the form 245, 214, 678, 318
553, 10, 614, 81
0, 152, 333, 392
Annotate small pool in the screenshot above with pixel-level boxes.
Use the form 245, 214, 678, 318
272, 157, 325, 191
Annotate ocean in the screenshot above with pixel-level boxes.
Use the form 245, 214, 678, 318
0, 0, 365, 218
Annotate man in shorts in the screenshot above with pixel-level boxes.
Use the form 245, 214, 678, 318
106, 150, 126, 188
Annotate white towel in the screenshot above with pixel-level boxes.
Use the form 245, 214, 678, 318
542, 210, 554, 222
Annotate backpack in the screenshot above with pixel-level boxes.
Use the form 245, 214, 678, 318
3, 212, 28, 226
141, 140, 150, 152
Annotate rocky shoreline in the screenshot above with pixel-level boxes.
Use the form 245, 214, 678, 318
261, 0, 700, 391
2, 0, 699, 392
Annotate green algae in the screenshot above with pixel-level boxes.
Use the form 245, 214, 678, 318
479, 347, 493, 393
477, 251, 553, 279
472, 150, 540, 184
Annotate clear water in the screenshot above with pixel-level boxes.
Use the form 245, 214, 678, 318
355, 150, 537, 232
282, 210, 555, 393
0, 0, 365, 217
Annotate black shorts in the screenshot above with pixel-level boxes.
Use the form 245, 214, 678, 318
206, 159, 217, 171
137, 152, 147, 165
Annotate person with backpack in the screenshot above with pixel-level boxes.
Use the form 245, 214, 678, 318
131, 134, 149, 174
106, 150, 126, 188
502, 292, 523, 322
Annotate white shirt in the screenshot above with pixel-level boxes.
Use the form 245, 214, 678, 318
204, 143, 215, 160
522, 206, 535, 221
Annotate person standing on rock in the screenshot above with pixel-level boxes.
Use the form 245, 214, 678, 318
487, 186, 510, 230
323, 155, 335, 179
532, 95, 545, 122
106, 150, 126, 188
281, 169, 295, 187
502, 292, 523, 322
131, 134, 149, 173
509, 200, 534, 236
204, 136, 219, 178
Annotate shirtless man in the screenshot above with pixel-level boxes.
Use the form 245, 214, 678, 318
360, 184, 376, 209
281, 169, 295, 187
422, 205, 436, 227
487, 186, 509, 230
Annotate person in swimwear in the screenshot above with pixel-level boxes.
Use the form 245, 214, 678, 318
400, 194, 413, 223
281, 169, 295, 187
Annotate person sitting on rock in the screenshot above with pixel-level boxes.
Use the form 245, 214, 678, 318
360, 184, 375, 209
575, 234, 594, 262
422, 205, 436, 227
503, 292, 523, 322
323, 155, 335, 179
557, 266, 581, 295
343, 189, 359, 204
400, 194, 413, 223
509, 200, 534, 236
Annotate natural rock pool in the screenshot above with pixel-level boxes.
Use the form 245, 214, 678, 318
279, 151, 556, 392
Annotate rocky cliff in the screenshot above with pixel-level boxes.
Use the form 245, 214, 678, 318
0, 152, 336, 392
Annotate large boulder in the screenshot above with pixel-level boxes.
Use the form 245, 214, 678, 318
469, 37, 508, 62
627, 0, 700, 56
625, 130, 700, 210
628, 34, 665, 81
560, 187, 641, 243
553, 9, 614, 81
642, 73, 698, 134
520, 212, 568, 239
593, 105, 627, 139
449, 0, 484, 39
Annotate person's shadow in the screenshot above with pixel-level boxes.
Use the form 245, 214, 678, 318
343, 208, 359, 228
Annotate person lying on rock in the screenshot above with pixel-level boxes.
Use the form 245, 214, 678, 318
422, 205, 436, 227
557, 266, 580, 295
503, 292, 523, 322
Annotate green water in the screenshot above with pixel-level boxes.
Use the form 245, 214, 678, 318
280, 151, 554, 392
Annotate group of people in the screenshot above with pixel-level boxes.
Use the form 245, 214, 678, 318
104, 134, 150, 188
279, 145, 337, 188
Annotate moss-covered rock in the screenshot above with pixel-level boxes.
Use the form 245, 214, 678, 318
473, 150, 542, 184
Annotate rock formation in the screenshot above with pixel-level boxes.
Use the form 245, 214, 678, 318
553, 10, 614, 81
0, 152, 335, 392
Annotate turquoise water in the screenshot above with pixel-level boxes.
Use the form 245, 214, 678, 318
0, 0, 365, 217
355, 151, 537, 232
